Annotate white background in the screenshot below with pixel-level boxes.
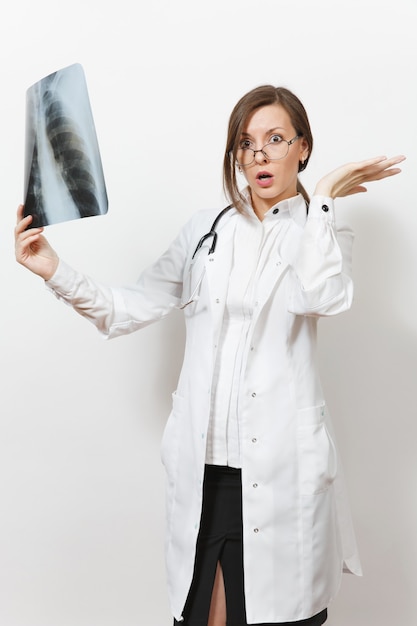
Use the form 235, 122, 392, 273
0, 1, 416, 625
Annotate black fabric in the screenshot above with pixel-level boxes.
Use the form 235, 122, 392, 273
174, 464, 328, 626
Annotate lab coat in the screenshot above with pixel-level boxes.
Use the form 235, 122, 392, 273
47, 193, 362, 624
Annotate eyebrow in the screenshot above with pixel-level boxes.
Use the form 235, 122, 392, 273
240, 126, 286, 138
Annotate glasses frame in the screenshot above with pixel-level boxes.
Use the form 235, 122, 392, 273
235, 134, 300, 167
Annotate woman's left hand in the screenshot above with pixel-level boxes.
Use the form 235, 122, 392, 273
314, 155, 406, 199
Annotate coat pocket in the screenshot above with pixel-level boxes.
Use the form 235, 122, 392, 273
180, 248, 209, 313
297, 404, 337, 496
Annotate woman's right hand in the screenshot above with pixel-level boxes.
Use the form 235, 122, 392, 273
15, 205, 59, 280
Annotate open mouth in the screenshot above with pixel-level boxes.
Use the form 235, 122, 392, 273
256, 171, 274, 186
256, 171, 273, 180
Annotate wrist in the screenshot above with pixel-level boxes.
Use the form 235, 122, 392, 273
313, 182, 334, 198
43, 257, 59, 281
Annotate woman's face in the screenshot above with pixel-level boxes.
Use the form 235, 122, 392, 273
238, 103, 309, 218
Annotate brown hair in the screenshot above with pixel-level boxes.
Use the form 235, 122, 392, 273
223, 85, 313, 212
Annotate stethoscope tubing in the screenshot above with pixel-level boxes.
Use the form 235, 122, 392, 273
179, 204, 233, 309
191, 204, 233, 259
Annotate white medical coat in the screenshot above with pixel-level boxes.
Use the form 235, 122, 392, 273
47, 193, 362, 623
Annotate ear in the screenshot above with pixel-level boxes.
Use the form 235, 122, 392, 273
298, 138, 310, 172
299, 137, 309, 162
236, 163, 246, 178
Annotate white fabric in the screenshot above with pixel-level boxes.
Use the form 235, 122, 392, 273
46, 193, 361, 624
207, 195, 303, 468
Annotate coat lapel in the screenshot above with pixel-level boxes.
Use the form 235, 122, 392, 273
202, 195, 307, 335
252, 197, 307, 317
203, 210, 236, 342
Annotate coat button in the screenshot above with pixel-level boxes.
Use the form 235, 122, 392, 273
253, 483, 258, 488
272, 208, 279, 214
254, 528, 259, 533
252, 438, 257, 443
251, 392, 256, 398
322, 204, 329, 212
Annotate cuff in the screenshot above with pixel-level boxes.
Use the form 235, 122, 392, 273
308, 196, 336, 224
45, 259, 77, 295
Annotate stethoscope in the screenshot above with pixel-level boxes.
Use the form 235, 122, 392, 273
191, 203, 233, 259
179, 203, 233, 309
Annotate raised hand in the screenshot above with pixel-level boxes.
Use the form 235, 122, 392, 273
314, 155, 406, 199
15, 205, 59, 280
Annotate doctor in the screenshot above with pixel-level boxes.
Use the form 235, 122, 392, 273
15, 85, 404, 626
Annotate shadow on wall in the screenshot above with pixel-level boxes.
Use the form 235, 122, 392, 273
318, 206, 417, 625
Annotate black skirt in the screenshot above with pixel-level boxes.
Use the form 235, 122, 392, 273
174, 464, 328, 626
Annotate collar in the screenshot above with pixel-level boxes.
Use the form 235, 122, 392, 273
240, 187, 308, 227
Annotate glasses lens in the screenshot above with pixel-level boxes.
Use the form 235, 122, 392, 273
236, 147, 254, 166
262, 141, 288, 161
236, 140, 290, 166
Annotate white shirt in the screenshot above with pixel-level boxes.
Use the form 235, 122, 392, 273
206, 194, 304, 468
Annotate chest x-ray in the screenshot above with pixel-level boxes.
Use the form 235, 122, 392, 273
24, 63, 108, 228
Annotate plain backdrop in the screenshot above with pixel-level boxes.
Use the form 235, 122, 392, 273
1, 1, 416, 625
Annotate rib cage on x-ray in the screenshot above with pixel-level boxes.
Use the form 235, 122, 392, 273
24, 64, 107, 228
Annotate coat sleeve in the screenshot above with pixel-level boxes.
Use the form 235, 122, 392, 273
288, 196, 354, 317
45, 216, 195, 339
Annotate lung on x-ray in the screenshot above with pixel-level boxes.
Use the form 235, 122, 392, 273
24, 63, 108, 228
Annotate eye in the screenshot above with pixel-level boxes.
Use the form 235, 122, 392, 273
269, 134, 283, 144
239, 139, 254, 150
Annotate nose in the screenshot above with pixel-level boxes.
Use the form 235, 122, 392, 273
254, 148, 269, 164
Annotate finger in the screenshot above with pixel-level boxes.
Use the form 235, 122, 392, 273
379, 166, 403, 177
16, 231, 43, 257
15, 214, 33, 235
22, 228, 44, 243
355, 156, 388, 169
343, 186, 368, 197
362, 167, 403, 184
373, 158, 405, 175
15, 223, 44, 244
16, 205, 32, 226
369, 167, 402, 180
384, 154, 406, 166
353, 159, 404, 184
17, 204, 24, 221
360, 155, 406, 175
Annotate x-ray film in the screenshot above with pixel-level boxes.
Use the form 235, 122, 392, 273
24, 63, 108, 228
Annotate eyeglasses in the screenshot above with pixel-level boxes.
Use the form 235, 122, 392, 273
236, 134, 300, 167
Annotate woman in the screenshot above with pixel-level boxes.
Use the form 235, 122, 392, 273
15, 85, 404, 626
